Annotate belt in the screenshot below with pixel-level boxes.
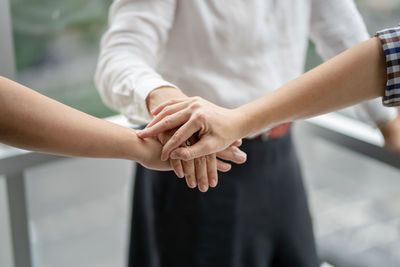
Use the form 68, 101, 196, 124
251, 122, 292, 141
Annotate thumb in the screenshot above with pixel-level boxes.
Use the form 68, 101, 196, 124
170, 139, 216, 161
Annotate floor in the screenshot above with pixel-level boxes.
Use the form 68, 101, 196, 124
20, 123, 400, 267
295, 125, 400, 267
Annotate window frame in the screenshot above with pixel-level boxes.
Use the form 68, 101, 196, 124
0, 0, 15, 79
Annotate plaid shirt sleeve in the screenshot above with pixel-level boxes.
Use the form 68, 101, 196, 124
375, 25, 400, 107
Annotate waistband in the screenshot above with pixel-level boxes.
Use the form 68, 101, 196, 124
247, 122, 292, 141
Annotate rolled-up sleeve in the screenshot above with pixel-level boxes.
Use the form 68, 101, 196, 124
375, 25, 400, 107
309, 0, 398, 126
95, 0, 178, 124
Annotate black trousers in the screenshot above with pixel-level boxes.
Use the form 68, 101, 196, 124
129, 133, 319, 267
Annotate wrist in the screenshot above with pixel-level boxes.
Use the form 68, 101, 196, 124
146, 86, 187, 113
231, 107, 252, 139
234, 101, 276, 138
118, 129, 143, 162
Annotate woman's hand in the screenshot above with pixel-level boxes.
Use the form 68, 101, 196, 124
142, 87, 246, 192
135, 129, 244, 192
156, 128, 234, 192
138, 97, 247, 161
135, 136, 172, 171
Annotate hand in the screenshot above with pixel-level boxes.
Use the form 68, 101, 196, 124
138, 97, 246, 161
144, 87, 246, 192
157, 129, 245, 192
380, 115, 400, 154
135, 135, 172, 171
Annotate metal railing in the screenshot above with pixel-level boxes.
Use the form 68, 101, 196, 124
0, 115, 132, 267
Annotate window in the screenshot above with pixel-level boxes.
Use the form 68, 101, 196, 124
306, 0, 400, 71
11, 0, 115, 118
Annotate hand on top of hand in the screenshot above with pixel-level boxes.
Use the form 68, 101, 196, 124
139, 96, 247, 192
155, 128, 241, 192
139, 96, 247, 169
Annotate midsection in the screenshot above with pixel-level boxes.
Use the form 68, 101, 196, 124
158, 0, 310, 107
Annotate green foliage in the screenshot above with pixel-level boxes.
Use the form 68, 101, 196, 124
43, 80, 117, 118
11, 0, 113, 70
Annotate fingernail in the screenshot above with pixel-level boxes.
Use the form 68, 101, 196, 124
222, 164, 231, 171
189, 180, 197, 188
234, 151, 247, 161
176, 170, 184, 178
200, 185, 208, 192
210, 179, 217, 187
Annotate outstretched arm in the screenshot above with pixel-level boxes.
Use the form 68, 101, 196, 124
0, 77, 170, 170
139, 36, 392, 160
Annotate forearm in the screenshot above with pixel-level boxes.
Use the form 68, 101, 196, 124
236, 37, 386, 137
0, 77, 144, 161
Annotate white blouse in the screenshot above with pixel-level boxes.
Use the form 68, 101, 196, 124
95, 0, 397, 126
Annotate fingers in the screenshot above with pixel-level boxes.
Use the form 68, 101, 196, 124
216, 146, 247, 164
195, 156, 209, 192
139, 110, 192, 138
161, 120, 201, 160
182, 157, 227, 191
182, 160, 196, 189
217, 160, 232, 172
170, 159, 184, 178
151, 98, 187, 116
169, 137, 215, 161
231, 139, 242, 147
147, 101, 191, 128
206, 154, 218, 188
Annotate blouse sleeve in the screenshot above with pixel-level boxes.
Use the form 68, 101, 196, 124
375, 25, 400, 107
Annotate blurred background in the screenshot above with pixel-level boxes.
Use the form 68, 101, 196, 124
0, 0, 399, 267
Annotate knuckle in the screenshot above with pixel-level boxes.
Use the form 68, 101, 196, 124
163, 106, 172, 113
163, 116, 171, 126
195, 112, 206, 121
187, 149, 196, 160
182, 149, 192, 160
190, 102, 200, 110
197, 173, 206, 181
170, 135, 179, 145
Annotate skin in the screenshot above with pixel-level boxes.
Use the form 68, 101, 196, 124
138, 37, 400, 160
0, 76, 170, 170
0, 76, 246, 191
146, 86, 247, 192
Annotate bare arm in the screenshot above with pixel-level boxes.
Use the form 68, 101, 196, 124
0, 77, 170, 170
236, 37, 386, 137
138, 37, 389, 160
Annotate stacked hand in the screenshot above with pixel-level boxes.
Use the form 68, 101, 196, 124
155, 128, 245, 192
139, 97, 248, 184
143, 88, 247, 192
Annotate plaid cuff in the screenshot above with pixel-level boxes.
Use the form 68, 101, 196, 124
375, 25, 400, 107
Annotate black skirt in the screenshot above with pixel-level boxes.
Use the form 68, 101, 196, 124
129, 132, 319, 267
